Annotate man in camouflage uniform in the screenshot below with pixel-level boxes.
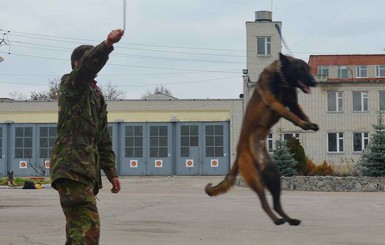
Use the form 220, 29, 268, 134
50, 29, 124, 245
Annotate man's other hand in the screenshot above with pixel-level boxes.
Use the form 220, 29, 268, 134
110, 177, 121, 193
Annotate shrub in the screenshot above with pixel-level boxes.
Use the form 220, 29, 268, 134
305, 159, 316, 175
286, 138, 307, 175
359, 111, 385, 176
309, 161, 334, 176
272, 139, 297, 176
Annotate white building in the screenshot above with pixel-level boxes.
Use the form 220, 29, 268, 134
242, 11, 385, 173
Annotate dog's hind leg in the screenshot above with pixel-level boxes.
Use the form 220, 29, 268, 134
262, 164, 301, 226
272, 193, 301, 226
238, 153, 285, 225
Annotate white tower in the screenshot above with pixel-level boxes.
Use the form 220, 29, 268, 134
243, 11, 282, 105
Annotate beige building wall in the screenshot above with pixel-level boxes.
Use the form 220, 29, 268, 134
327, 65, 379, 79
0, 101, 58, 123
271, 82, 382, 172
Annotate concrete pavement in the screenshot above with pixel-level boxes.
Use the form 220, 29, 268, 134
1, 176, 385, 245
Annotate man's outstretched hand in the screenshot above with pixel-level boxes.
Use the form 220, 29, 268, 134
105, 29, 124, 48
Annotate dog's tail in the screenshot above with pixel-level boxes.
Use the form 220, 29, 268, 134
205, 161, 239, 197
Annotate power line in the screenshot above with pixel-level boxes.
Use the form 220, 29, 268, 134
109, 63, 239, 73
0, 51, 67, 61
8, 32, 245, 57
5, 29, 325, 61
0, 51, 239, 73
0, 28, 245, 86
116, 76, 240, 87
0, 71, 214, 77
290, 0, 360, 49
4, 29, 245, 52
0, 75, 240, 87
11, 39, 245, 64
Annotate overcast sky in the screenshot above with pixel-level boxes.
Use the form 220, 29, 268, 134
1, 0, 384, 100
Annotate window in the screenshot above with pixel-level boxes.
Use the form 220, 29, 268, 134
317, 66, 329, 79
283, 133, 299, 141
352, 91, 368, 112
337, 66, 348, 78
180, 125, 199, 157
39, 126, 57, 158
327, 91, 343, 112
125, 126, 143, 157
150, 126, 168, 157
356, 66, 368, 78
267, 133, 273, 152
380, 91, 385, 111
205, 125, 224, 157
353, 132, 369, 152
376, 65, 385, 77
257, 37, 271, 55
15, 127, 33, 158
328, 132, 344, 153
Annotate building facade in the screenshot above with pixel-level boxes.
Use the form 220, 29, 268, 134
269, 55, 385, 172
0, 99, 242, 177
242, 12, 385, 173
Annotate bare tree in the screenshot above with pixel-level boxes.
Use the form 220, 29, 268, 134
141, 85, 173, 99
47, 78, 60, 100
11, 79, 124, 101
8, 91, 27, 100
101, 81, 126, 100
30, 78, 60, 101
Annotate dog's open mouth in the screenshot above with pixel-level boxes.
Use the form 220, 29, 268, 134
298, 81, 312, 94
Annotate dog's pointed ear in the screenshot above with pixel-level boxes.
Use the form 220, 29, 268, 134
11, 171, 13, 175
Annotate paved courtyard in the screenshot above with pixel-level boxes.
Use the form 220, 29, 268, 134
1, 176, 385, 245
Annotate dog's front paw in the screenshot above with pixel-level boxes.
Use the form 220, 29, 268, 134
301, 122, 319, 131
309, 123, 319, 131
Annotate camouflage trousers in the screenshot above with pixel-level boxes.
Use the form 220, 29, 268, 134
56, 180, 100, 245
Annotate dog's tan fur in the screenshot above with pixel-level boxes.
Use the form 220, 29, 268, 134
205, 53, 319, 226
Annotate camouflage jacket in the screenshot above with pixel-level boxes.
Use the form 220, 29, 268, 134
50, 41, 117, 194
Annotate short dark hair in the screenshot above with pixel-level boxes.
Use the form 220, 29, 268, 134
70, 45, 94, 69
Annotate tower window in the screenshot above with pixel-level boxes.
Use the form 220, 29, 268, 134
257, 37, 271, 55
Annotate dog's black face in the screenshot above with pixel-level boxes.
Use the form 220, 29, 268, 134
279, 53, 317, 94
7, 171, 14, 180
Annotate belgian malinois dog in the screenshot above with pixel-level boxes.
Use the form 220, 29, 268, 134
205, 53, 319, 226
